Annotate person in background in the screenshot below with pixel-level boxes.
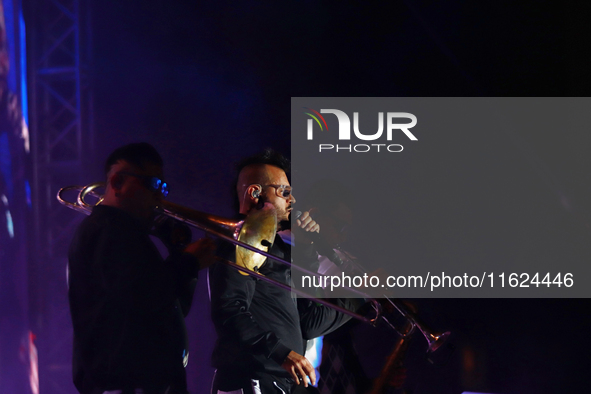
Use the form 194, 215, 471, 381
68, 142, 216, 394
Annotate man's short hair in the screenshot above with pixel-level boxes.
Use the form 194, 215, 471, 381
232, 148, 290, 212
236, 148, 290, 176
104, 143, 163, 175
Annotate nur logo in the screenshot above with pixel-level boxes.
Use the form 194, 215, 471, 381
303, 108, 418, 153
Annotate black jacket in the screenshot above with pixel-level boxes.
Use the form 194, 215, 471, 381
209, 233, 356, 381
68, 205, 199, 393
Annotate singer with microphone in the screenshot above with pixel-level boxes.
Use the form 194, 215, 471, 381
209, 149, 359, 394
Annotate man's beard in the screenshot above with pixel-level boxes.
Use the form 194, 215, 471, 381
277, 207, 293, 231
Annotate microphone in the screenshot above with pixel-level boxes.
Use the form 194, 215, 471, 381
292, 210, 346, 267
291, 209, 303, 222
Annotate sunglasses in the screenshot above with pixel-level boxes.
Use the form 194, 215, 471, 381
263, 184, 292, 199
119, 171, 170, 197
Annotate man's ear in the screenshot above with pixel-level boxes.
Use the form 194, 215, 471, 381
110, 173, 125, 191
247, 184, 262, 201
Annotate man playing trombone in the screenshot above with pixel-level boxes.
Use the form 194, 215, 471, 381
68, 143, 216, 394
209, 149, 359, 394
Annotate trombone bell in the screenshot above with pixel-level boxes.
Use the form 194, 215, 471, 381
158, 200, 277, 274
235, 203, 277, 275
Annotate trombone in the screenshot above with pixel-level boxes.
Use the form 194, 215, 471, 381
58, 183, 450, 352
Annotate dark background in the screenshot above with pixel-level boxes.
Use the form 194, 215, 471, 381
53, 1, 591, 393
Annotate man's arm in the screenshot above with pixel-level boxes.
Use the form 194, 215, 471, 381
170, 237, 216, 316
209, 258, 292, 364
167, 252, 199, 317
297, 297, 365, 340
211, 253, 325, 387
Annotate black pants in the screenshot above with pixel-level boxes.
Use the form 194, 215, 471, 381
211, 370, 296, 394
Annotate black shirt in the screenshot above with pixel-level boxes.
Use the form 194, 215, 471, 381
209, 233, 356, 382
68, 205, 198, 393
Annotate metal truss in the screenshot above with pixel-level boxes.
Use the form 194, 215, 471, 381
28, 0, 92, 392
